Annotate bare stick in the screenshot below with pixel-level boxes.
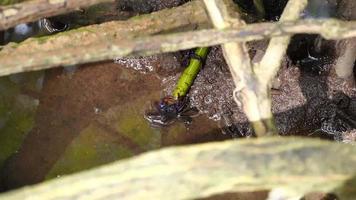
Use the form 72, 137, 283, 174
0, 0, 114, 30
334, 38, 356, 86
0, 137, 355, 200
203, 0, 307, 136
203, 0, 266, 135
1, 18, 356, 77
333, 0, 356, 84
256, 0, 307, 86
0, 0, 209, 76
252, 0, 308, 132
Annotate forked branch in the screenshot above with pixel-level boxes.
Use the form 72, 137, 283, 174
203, 0, 307, 136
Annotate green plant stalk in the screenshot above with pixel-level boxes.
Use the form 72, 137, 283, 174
172, 47, 209, 99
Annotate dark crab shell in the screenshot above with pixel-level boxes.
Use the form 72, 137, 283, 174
144, 96, 199, 127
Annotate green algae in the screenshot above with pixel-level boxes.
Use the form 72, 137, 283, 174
115, 104, 161, 150
0, 72, 42, 170
46, 98, 161, 179
46, 124, 135, 179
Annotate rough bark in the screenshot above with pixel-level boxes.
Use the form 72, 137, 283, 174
0, 137, 355, 200
1, 15, 356, 77
0, 0, 115, 30
0, 0, 210, 76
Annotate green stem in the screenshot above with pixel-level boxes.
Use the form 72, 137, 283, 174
172, 47, 209, 99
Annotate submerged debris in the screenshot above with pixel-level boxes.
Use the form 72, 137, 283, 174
114, 53, 182, 75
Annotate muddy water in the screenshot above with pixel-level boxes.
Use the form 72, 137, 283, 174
1, 40, 355, 191
0, 54, 231, 191
0, 0, 224, 191
0, 71, 43, 183
1, 0, 356, 196
1, 40, 356, 193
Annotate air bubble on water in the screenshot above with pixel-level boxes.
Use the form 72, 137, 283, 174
94, 107, 101, 114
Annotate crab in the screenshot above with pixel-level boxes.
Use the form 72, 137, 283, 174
144, 96, 199, 127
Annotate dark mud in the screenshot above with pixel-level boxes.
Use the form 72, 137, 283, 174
161, 40, 356, 139
117, 0, 189, 14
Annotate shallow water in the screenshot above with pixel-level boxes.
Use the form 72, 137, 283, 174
0, 57, 232, 191
1, 0, 356, 196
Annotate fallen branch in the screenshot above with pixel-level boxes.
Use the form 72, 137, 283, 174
0, 0, 210, 76
0, 0, 114, 30
1, 16, 356, 77
0, 137, 355, 200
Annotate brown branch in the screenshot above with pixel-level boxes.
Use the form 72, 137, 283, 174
0, 137, 355, 200
1, 16, 356, 77
0, 0, 210, 76
0, 0, 114, 30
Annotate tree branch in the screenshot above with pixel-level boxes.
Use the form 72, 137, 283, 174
251, 0, 307, 135
203, 0, 264, 135
0, 0, 210, 76
0, 0, 114, 31
0, 137, 355, 200
1, 15, 356, 77
203, 0, 307, 136
256, 0, 307, 85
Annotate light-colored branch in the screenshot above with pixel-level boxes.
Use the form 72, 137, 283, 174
0, 137, 355, 200
0, 0, 114, 31
251, 0, 307, 135
256, 0, 307, 85
202, 0, 250, 88
335, 39, 356, 79
203, 0, 266, 135
203, 0, 307, 136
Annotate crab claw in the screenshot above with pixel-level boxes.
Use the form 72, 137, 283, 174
144, 95, 198, 127
144, 112, 175, 127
